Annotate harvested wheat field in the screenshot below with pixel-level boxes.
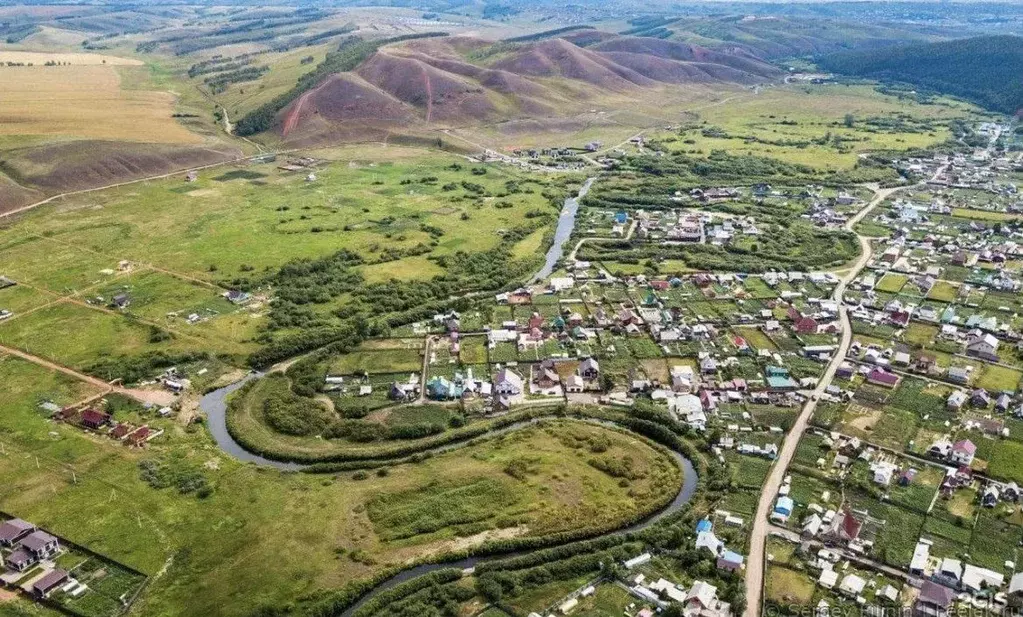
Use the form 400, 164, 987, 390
0, 63, 198, 143
0, 50, 142, 65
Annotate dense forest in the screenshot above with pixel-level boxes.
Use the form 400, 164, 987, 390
819, 35, 1023, 115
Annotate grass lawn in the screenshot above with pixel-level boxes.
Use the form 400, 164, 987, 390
574, 583, 641, 616
0, 145, 559, 282
0, 283, 58, 314
0, 302, 200, 371
976, 364, 1022, 393
987, 440, 1023, 484
904, 322, 938, 347
927, 280, 959, 302
952, 208, 1022, 222
329, 347, 423, 375
661, 84, 961, 171
766, 566, 815, 606
876, 273, 908, 293
735, 326, 778, 351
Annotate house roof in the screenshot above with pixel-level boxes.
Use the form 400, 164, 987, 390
953, 439, 977, 455
867, 368, 899, 385
496, 368, 523, 389
20, 530, 57, 553
840, 509, 862, 539
840, 574, 866, 594
0, 518, 34, 542
718, 550, 744, 567
918, 581, 954, 608
33, 569, 69, 594
80, 408, 110, 426
7, 547, 34, 566
686, 580, 717, 608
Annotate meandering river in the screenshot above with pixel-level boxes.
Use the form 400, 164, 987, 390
197, 176, 702, 613
200, 375, 697, 616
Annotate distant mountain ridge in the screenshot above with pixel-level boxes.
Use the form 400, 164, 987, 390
623, 15, 948, 60
818, 35, 1023, 115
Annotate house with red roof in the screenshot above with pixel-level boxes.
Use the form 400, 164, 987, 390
951, 439, 976, 466
866, 367, 901, 388
795, 317, 819, 334
824, 507, 863, 544
126, 426, 151, 447
79, 408, 111, 430
888, 310, 912, 327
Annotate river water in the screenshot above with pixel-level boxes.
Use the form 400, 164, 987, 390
199, 371, 304, 471
531, 176, 596, 283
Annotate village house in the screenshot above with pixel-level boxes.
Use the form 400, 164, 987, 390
966, 332, 1000, 362
579, 357, 600, 381
494, 368, 524, 396
79, 408, 111, 430
32, 569, 69, 599
685, 580, 730, 617
823, 507, 863, 545
947, 390, 967, 410
19, 530, 60, 561
0, 519, 35, 547
866, 367, 900, 388
950, 439, 976, 466
914, 581, 955, 617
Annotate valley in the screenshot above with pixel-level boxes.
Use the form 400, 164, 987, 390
0, 3, 1021, 617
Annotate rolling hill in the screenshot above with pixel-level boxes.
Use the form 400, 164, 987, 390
623, 15, 947, 60
273, 32, 782, 142
818, 35, 1023, 115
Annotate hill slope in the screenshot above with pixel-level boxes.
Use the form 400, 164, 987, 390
274, 32, 782, 141
818, 35, 1023, 115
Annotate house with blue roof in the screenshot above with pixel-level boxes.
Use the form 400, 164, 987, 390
765, 366, 799, 391
717, 550, 744, 572
426, 376, 460, 400
771, 496, 794, 523
696, 519, 713, 533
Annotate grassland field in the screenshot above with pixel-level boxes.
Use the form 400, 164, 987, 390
0, 351, 680, 617
0, 144, 567, 369
649, 84, 971, 170
0, 63, 199, 144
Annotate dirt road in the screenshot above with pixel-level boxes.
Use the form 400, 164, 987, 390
742, 183, 903, 617
0, 343, 175, 406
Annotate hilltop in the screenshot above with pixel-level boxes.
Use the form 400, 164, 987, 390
819, 35, 1023, 115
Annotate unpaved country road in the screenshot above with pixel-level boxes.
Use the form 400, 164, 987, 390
0, 343, 175, 406
742, 179, 915, 617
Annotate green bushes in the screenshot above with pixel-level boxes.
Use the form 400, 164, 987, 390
138, 457, 213, 498
261, 375, 334, 436
366, 477, 519, 541
85, 351, 211, 384
350, 569, 464, 617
